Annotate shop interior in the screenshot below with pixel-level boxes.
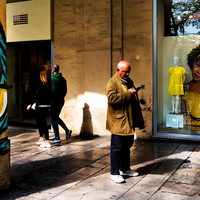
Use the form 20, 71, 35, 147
157, 0, 200, 136
7, 40, 51, 127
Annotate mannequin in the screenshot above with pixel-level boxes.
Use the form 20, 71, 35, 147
167, 57, 186, 114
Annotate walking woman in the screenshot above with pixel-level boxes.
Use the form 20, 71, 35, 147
27, 70, 52, 148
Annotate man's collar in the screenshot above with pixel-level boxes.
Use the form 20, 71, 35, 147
116, 72, 128, 83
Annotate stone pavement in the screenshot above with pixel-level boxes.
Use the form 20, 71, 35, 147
1, 127, 200, 200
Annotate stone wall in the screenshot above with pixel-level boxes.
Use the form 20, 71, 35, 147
53, 0, 153, 138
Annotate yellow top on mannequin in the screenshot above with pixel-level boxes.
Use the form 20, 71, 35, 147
167, 57, 186, 95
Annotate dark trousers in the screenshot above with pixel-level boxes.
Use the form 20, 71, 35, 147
36, 107, 49, 140
110, 134, 134, 175
50, 99, 68, 139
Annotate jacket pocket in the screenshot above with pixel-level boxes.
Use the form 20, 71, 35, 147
114, 113, 126, 119
112, 114, 127, 133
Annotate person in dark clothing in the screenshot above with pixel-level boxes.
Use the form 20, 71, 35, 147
27, 70, 51, 148
50, 64, 72, 143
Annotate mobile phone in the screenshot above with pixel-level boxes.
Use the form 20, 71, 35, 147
136, 87, 142, 91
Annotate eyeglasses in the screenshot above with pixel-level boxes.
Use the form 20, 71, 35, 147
122, 70, 130, 74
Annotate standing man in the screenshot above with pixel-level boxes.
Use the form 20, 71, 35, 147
50, 64, 72, 143
106, 60, 144, 183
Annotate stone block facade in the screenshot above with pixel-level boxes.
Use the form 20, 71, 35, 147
53, 0, 153, 137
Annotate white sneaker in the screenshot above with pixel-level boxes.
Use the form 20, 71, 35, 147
40, 141, 51, 148
36, 137, 44, 145
110, 175, 125, 183
120, 169, 139, 177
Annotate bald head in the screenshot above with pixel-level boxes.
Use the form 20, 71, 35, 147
117, 61, 131, 80
117, 61, 130, 69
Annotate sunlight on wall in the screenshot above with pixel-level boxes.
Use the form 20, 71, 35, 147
61, 92, 109, 136
66, 92, 107, 109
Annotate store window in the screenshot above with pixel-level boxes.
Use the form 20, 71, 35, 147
156, 0, 200, 138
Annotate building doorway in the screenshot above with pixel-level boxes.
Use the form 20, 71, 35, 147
7, 40, 51, 127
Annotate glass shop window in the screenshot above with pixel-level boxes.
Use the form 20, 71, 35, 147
157, 0, 200, 136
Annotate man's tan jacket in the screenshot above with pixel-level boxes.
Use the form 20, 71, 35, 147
106, 72, 144, 136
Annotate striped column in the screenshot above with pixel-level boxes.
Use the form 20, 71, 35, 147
0, 0, 10, 191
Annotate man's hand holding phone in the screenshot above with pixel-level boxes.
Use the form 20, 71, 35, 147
129, 88, 137, 97
136, 87, 142, 91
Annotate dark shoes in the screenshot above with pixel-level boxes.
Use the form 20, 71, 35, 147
50, 138, 61, 143
66, 130, 72, 139
50, 130, 71, 143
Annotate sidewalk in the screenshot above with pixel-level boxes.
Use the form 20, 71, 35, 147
1, 126, 200, 200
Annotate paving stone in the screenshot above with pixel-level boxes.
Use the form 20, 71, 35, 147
96, 154, 110, 163
29, 153, 55, 161
131, 161, 161, 176
68, 137, 105, 147
161, 182, 200, 196
187, 157, 200, 164
175, 168, 200, 176
58, 143, 93, 152
45, 156, 96, 174
119, 191, 150, 200
71, 148, 110, 161
77, 166, 142, 194
94, 140, 110, 149
180, 162, 200, 169
150, 159, 183, 176
151, 191, 200, 200
0, 194, 39, 200
88, 162, 109, 169
30, 166, 101, 199
122, 174, 166, 199
51, 186, 122, 200
168, 173, 197, 184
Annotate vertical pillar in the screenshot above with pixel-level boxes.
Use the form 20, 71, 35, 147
0, 0, 10, 191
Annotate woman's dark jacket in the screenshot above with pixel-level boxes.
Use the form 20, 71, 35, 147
30, 82, 51, 106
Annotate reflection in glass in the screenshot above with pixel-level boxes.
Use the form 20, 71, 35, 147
157, 0, 200, 136
164, 0, 200, 36
183, 45, 200, 130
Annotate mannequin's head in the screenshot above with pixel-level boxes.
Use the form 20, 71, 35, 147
173, 57, 179, 65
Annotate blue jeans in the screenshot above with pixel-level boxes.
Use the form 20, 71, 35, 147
110, 134, 134, 175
